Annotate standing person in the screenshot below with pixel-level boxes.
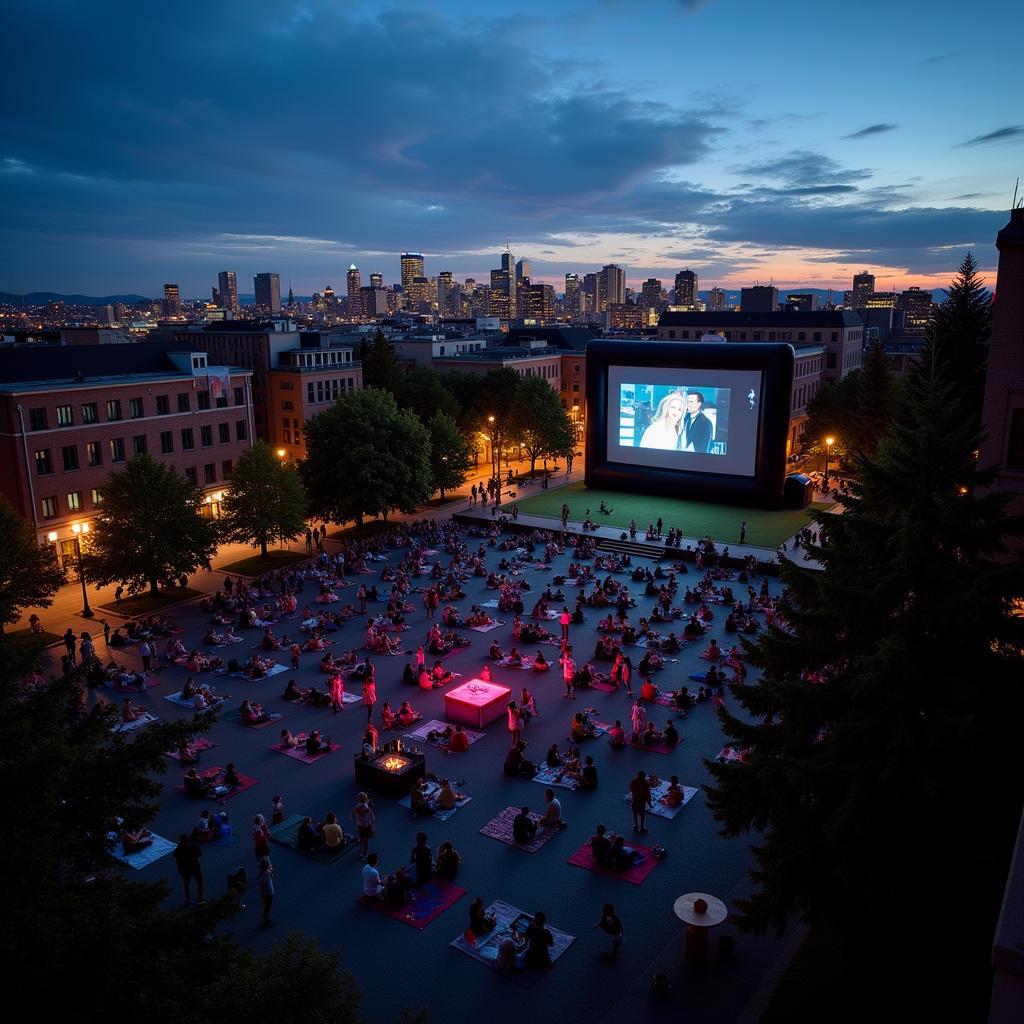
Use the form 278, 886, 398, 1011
595, 903, 624, 958
629, 770, 652, 834
681, 390, 714, 453
102, 619, 111, 645
172, 834, 204, 904
656, 517, 663, 538
559, 647, 576, 700
252, 814, 271, 863
524, 911, 554, 970
362, 852, 384, 901
357, 584, 367, 614
739, 521, 747, 545
559, 606, 571, 644
305, 527, 313, 554
621, 654, 634, 697
511, 503, 519, 521
256, 857, 274, 928
139, 639, 153, 674
507, 700, 523, 744
630, 698, 647, 741
411, 832, 433, 886
350, 792, 376, 858
224, 575, 233, 595
629, 519, 638, 541
362, 675, 377, 723
330, 673, 344, 714
63, 628, 77, 665
271, 794, 285, 825
471, 483, 478, 506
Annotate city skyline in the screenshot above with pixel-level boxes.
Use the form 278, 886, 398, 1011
1, 0, 1018, 295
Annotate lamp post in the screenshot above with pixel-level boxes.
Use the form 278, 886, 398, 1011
70, 522, 94, 618
824, 436, 835, 490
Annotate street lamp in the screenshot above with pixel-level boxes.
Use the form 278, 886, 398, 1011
824, 436, 835, 489
276, 448, 286, 459
70, 522, 94, 618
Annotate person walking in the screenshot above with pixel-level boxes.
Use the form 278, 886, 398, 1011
63, 628, 77, 665
252, 814, 271, 863
595, 902, 624, 958
507, 700, 523, 744
559, 606, 571, 643
330, 673, 344, 714
256, 857, 275, 928
629, 770, 652, 834
172, 834, 204, 904
621, 654, 634, 697
560, 647, 576, 700
656, 517, 663, 538
139, 639, 153, 673
362, 675, 377, 723
351, 792, 376, 858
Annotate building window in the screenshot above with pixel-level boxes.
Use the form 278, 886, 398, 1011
61, 445, 79, 471
826, 353, 837, 370
181, 428, 194, 451
56, 405, 73, 426
201, 425, 213, 447
184, 467, 197, 485
234, 386, 244, 405
221, 459, 233, 478
197, 391, 211, 410
204, 463, 217, 484
109, 438, 126, 462
91, 489, 103, 506
307, 382, 315, 404
130, 397, 144, 418
40, 496, 57, 520
29, 408, 48, 431
86, 441, 102, 467
160, 431, 173, 454
218, 422, 230, 443
156, 394, 170, 415
107, 399, 122, 421
67, 491, 81, 511
572, 383, 579, 393
283, 429, 292, 443
81, 402, 98, 424
34, 449, 53, 475
133, 434, 147, 455
235, 420, 247, 441
831, 332, 839, 342
177, 393, 190, 413
282, 400, 295, 411
280, 380, 294, 391
294, 429, 301, 446
1006, 409, 1024, 470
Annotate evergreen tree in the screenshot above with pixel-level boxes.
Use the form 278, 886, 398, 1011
0, 498, 66, 633
507, 374, 576, 473
427, 410, 472, 500
929, 251, 992, 426
705, 340, 1024, 1015
302, 388, 433, 526
801, 372, 858, 466
360, 329, 403, 392
220, 441, 308, 559
82, 454, 219, 595
848, 339, 898, 459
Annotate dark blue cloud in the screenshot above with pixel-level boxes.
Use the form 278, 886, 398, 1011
956, 126, 1024, 147
843, 123, 898, 139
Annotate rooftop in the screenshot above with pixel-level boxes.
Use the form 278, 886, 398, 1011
659, 310, 863, 328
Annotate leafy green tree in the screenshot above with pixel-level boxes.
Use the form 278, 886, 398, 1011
801, 372, 859, 466
302, 388, 433, 526
848, 339, 898, 459
507, 374, 576, 473
82, 454, 219, 595
0, 498, 66, 633
928, 250, 992, 425
470, 367, 523, 473
220, 441, 308, 559
393, 366, 461, 424
704, 340, 1024, 1016
427, 410, 472, 500
360, 329, 404, 392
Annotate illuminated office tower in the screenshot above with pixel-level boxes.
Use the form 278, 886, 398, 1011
162, 283, 181, 316
438, 271, 454, 315
400, 253, 425, 296
489, 268, 513, 317
641, 278, 663, 311
582, 273, 598, 316
707, 287, 726, 311
564, 274, 580, 316
515, 258, 530, 284
253, 273, 281, 315
217, 271, 239, 316
898, 286, 933, 333
370, 272, 383, 289
407, 276, 431, 311
598, 264, 624, 312
674, 269, 698, 307
853, 271, 875, 308
346, 264, 363, 318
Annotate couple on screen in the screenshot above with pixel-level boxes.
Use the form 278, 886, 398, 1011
639, 389, 713, 453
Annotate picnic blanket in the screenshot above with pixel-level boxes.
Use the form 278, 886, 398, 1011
496, 656, 535, 670
109, 832, 177, 870
480, 600, 500, 609
628, 735, 679, 755
402, 719, 485, 750
360, 876, 466, 929
450, 900, 575, 988
103, 675, 160, 693
621, 780, 699, 819
269, 814, 357, 864
175, 766, 258, 800
221, 707, 283, 729
112, 712, 159, 733
467, 621, 504, 633
566, 840, 659, 885
479, 806, 561, 854
397, 781, 472, 822
270, 737, 340, 764
532, 765, 579, 791
716, 745, 749, 763
590, 680, 617, 694
163, 691, 229, 711
163, 737, 216, 761
229, 662, 287, 680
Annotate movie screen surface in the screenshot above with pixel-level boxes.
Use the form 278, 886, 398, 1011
606, 365, 763, 477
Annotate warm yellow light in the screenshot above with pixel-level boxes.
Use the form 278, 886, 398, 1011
71, 522, 82, 534
277, 448, 286, 457
487, 415, 495, 424
825, 436, 835, 447
47, 531, 58, 542
81, 522, 90, 534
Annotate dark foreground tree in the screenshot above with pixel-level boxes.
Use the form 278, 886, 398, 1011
427, 410, 472, 500
393, 366, 461, 425
929, 250, 992, 426
360, 329, 404, 392
800, 371, 858, 466
83, 454, 219, 595
848, 338, 898, 459
0, 498, 66, 633
705, 340, 1024, 1016
507, 374, 576, 473
220, 441, 308, 558
303, 388, 433, 526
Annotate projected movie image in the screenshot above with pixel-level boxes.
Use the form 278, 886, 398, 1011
605, 365, 763, 478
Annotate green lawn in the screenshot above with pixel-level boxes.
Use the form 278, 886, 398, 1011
5, 628, 63, 648
97, 588, 203, 617
219, 549, 311, 577
502, 481, 831, 549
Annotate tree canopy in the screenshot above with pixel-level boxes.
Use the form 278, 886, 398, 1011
392, 366, 461, 425
360, 329, 404, 392
82, 454, 219, 595
220, 441, 308, 558
704, 339, 1024, 1015
427, 410, 472, 500
0, 498, 66, 633
506, 374, 576, 473
302, 387, 433, 526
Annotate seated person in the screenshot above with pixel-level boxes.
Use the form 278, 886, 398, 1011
532, 651, 549, 672
319, 811, 345, 850
505, 647, 523, 666
448, 724, 471, 752
545, 742, 563, 768
193, 809, 216, 841
469, 897, 497, 937
297, 815, 320, 852
512, 805, 538, 845
640, 678, 658, 701
120, 826, 153, 854
183, 768, 212, 799
434, 841, 460, 881
176, 739, 200, 764
503, 741, 535, 778
580, 755, 598, 790
305, 730, 330, 756
362, 852, 385, 901
282, 678, 303, 702
396, 700, 420, 728
434, 778, 463, 812
402, 662, 417, 687
663, 720, 679, 747
607, 834, 639, 872
571, 712, 596, 742
641, 722, 663, 747
240, 699, 268, 724
121, 698, 146, 722
409, 778, 434, 817
385, 867, 412, 909
221, 763, 242, 790
607, 719, 627, 749
430, 660, 453, 686
380, 702, 396, 730
590, 823, 611, 864
479, 663, 493, 682
496, 930, 526, 972
674, 686, 695, 710
539, 789, 567, 830
488, 641, 505, 661
661, 775, 684, 808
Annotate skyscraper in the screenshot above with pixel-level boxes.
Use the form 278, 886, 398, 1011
582, 273, 598, 317
853, 271, 875, 308
674, 269, 698, 308
707, 287, 726, 312
253, 273, 281, 315
400, 253, 425, 297
438, 271, 454, 316
515, 258, 530, 284
346, 264, 363, 318
640, 278, 663, 311
564, 274, 580, 317
370, 272, 383, 289
162, 283, 181, 317
740, 286, 778, 312
488, 268, 513, 317
898, 286, 933, 333
598, 265, 625, 312
217, 271, 238, 316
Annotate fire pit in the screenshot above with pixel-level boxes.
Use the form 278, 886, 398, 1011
353, 740, 426, 797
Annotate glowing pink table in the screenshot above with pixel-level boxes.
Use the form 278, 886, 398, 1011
444, 679, 511, 728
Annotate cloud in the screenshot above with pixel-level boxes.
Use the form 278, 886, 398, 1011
843, 123, 898, 139
733, 151, 872, 187
956, 126, 1024, 147
922, 52, 956, 64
